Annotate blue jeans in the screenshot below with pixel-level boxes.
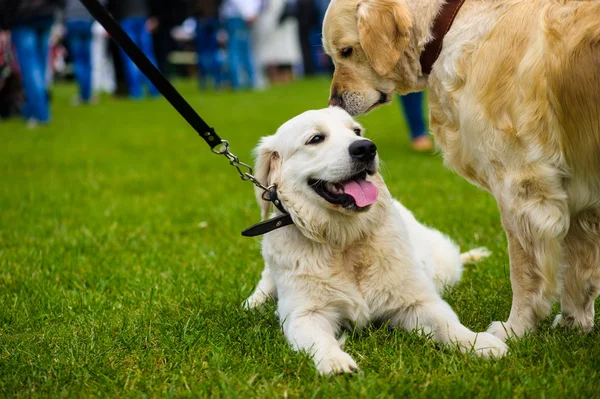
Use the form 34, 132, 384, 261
119, 17, 159, 99
224, 18, 256, 90
398, 92, 427, 140
66, 20, 93, 102
195, 18, 223, 90
11, 17, 53, 122
315, 0, 331, 23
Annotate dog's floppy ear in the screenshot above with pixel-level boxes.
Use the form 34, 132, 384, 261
357, 0, 412, 76
253, 136, 282, 220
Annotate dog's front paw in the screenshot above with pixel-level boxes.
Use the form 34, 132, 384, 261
316, 350, 358, 375
242, 291, 271, 310
552, 314, 594, 332
487, 321, 510, 341
470, 332, 508, 358
487, 320, 527, 341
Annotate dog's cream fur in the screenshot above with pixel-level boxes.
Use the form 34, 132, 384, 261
244, 108, 506, 374
322, 0, 600, 340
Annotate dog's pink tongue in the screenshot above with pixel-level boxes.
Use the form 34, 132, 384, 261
343, 179, 379, 207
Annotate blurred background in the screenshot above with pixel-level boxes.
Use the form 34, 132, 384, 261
0, 0, 433, 151
1, 0, 334, 108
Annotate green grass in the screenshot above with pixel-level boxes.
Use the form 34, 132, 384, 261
1, 78, 598, 398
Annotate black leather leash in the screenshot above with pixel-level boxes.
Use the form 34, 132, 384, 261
78, 0, 292, 237
241, 190, 295, 237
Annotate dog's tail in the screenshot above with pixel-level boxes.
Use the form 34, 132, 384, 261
460, 247, 492, 264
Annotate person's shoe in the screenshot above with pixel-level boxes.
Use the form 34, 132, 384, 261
412, 135, 434, 152
26, 118, 39, 129
70, 96, 82, 106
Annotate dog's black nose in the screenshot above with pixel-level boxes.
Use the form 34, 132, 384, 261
349, 140, 377, 162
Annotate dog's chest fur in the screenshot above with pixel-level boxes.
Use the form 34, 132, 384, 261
264, 205, 420, 326
429, 0, 600, 214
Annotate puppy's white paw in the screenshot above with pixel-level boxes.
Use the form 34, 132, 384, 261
242, 292, 271, 310
316, 350, 358, 375
470, 332, 508, 358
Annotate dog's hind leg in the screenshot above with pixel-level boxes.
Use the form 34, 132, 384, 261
393, 296, 508, 358
243, 264, 278, 310
488, 171, 569, 340
553, 209, 600, 332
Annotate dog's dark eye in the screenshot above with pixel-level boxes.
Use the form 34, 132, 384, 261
353, 128, 362, 136
307, 134, 326, 145
340, 47, 353, 58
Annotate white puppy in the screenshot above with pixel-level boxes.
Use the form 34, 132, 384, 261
244, 108, 507, 374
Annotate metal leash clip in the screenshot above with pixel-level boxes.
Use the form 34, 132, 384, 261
211, 140, 271, 194
212, 140, 292, 236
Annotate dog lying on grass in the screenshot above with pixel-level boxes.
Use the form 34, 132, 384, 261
243, 107, 507, 374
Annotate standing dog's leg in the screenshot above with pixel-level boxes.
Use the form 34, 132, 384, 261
487, 229, 552, 339
393, 296, 508, 358
279, 305, 357, 375
243, 264, 277, 309
488, 170, 568, 340
553, 210, 600, 332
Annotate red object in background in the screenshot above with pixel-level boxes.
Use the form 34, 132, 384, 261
49, 42, 68, 76
0, 37, 24, 118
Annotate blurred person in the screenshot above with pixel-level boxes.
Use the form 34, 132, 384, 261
64, 0, 99, 104
313, 0, 333, 74
1, 0, 64, 127
48, 24, 67, 83
107, 0, 160, 99
151, 0, 187, 76
397, 92, 433, 152
0, 29, 24, 119
219, 0, 262, 90
107, 37, 129, 97
91, 21, 115, 94
314, 0, 330, 22
295, 0, 332, 76
253, 0, 301, 85
192, 0, 224, 90
296, 0, 317, 76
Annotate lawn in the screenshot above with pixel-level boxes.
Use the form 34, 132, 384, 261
1, 78, 598, 398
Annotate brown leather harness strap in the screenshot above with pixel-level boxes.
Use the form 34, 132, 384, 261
419, 0, 467, 75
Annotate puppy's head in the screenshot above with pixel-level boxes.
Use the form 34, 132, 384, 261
254, 108, 387, 243
323, 0, 412, 116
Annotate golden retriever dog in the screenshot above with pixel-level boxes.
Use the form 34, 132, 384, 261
322, 0, 600, 340
243, 108, 507, 374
